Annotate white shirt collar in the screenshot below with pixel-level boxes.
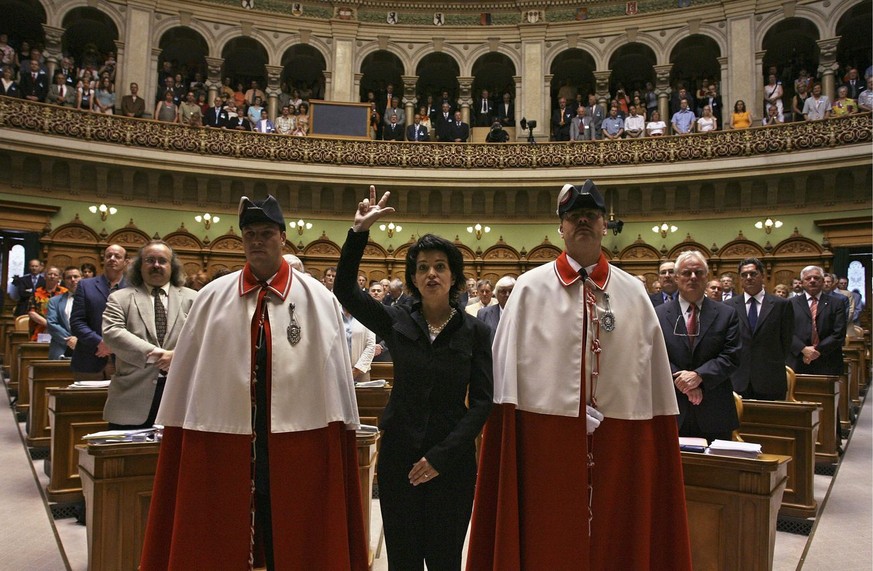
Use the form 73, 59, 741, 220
744, 290, 765, 304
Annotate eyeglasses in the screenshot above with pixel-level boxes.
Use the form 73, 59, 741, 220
659, 269, 675, 275
678, 269, 707, 278
562, 210, 602, 224
672, 312, 700, 338
143, 257, 169, 266
739, 271, 760, 279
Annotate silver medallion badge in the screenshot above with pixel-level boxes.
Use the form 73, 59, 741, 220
287, 303, 301, 345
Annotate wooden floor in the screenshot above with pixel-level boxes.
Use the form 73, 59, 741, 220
1, 379, 869, 571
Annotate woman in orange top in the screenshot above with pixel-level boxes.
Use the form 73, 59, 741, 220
729, 100, 752, 129
27, 266, 66, 340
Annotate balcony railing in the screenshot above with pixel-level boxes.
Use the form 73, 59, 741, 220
1, 97, 869, 170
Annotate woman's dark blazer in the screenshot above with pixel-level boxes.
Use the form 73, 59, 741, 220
0, 81, 21, 98
335, 229, 493, 475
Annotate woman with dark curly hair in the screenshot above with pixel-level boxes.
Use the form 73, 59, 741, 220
335, 186, 493, 571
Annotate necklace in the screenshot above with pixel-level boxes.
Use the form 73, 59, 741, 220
427, 308, 456, 337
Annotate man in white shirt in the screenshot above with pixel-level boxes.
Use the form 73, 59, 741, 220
802, 83, 831, 120
624, 104, 646, 138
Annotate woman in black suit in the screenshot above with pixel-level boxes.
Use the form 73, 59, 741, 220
0, 66, 21, 97
335, 186, 493, 571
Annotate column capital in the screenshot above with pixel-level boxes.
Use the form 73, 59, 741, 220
457, 75, 474, 106
151, 47, 163, 59
816, 37, 841, 62
113, 39, 126, 54
41, 25, 64, 52
716, 56, 728, 67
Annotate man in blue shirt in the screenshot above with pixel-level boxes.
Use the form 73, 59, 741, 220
602, 106, 625, 139
671, 98, 695, 135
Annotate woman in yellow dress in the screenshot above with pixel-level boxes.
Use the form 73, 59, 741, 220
729, 100, 752, 129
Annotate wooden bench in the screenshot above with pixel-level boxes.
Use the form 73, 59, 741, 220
738, 400, 820, 519
5, 330, 30, 390
27, 361, 75, 448
78, 431, 381, 571
46, 387, 108, 503
14, 342, 50, 416
792, 373, 841, 465
356, 386, 391, 428
682, 452, 790, 571
369, 361, 394, 384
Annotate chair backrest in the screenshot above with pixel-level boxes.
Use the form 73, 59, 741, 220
14, 315, 30, 332
785, 366, 798, 402
731, 392, 744, 442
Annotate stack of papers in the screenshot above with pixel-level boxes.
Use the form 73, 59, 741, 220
707, 439, 762, 459
69, 380, 111, 389
355, 379, 387, 388
357, 424, 379, 435
82, 428, 158, 444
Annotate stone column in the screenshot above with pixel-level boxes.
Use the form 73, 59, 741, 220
724, 5, 756, 125
543, 73, 553, 138
717, 56, 729, 113
519, 29, 545, 140
754, 50, 766, 120
329, 21, 358, 102
113, 40, 125, 100
122, 1, 156, 105
817, 37, 841, 103
322, 70, 332, 101
593, 70, 612, 107
401, 75, 418, 125
457, 76, 473, 125
512, 74, 522, 140
204, 56, 224, 106
265, 64, 283, 121
654, 64, 673, 122
41, 25, 64, 79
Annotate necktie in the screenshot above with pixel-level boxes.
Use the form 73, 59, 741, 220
33, 72, 37, 80
748, 297, 758, 331
482, 100, 487, 113
686, 304, 698, 349
664, 292, 672, 304
153, 287, 167, 346
809, 297, 819, 346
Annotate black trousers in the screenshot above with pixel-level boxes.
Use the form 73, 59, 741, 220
377, 433, 476, 571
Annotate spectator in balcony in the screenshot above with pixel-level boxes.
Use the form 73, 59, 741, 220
763, 104, 783, 126
17, 40, 31, 69
382, 113, 404, 141
497, 92, 515, 127
292, 102, 309, 136
449, 110, 470, 142
552, 97, 573, 141
47, 72, 76, 106
196, 92, 209, 116
219, 77, 234, 101
802, 83, 831, 121
843, 67, 864, 100
275, 105, 295, 135
791, 81, 811, 122
155, 75, 174, 104
645, 110, 667, 137
474, 89, 494, 127
831, 85, 857, 116
158, 60, 173, 85
696, 105, 718, 132
613, 87, 630, 116
189, 72, 205, 100
384, 97, 405, 130
485, 120, 509, 143
703, 83, 723, 129
247, 96, 264, 124
368, 102, 381, 140
99, 51, 117, 83
204, 95, 228, 128
570, 105, 593, 141
435, 101, 455, 142
644, 81, 658, 119
624, 105, 645, 138
94, 76, 116, 114
729, 100, 752, 129
671, 98, 695, 135
176, 90, 199, 124
416, 105, 431, 131
406, 114, 430, 142
244, 80, 265, 106
226, 103, 251, 131
120, 82, 146, 118
794, 69, 813, 94
58, 56, 76, 85
154, 89, 179, 123
0, 65, 20, 97
859, 77, 873, 112
254, 109, 275, 133
670, 85, 694, 116
763, 73, 784, 122
231, 81, 245, 109
288, 88, 303, 110
19, 58, 48, 102
76, 78, 95, 111
0, 34, 17, 72
602, 106, 624, 140
695, 79, 711, 115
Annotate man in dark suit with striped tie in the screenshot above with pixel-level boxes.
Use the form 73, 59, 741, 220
650, 260, 679, 306
788, 265, 847, 376
727, 258, 794, 400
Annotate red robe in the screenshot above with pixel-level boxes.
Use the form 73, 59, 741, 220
140, 261, 367, 570
466, 253, 693, 570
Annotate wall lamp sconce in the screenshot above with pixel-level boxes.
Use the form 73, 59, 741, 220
289, 219, 313, 236
194, 213, 220, 229
379, 222, 402, 238
89, 204, 117, 221
754, 218, 783, 234
467, 223, 491, 240
652, 223, 678, 238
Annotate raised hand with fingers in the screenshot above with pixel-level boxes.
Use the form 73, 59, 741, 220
353, 185, 395, 232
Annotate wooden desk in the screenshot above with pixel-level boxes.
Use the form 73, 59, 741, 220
27, 361, 75, 447
738, 400, 820, 519
15, 342, 50, 416
77, 432, 381, 571
843, 346, 862, 408
845, 338, 869, 390
78, 442, 160, 571
46, 388, 108, 503
369, 362, 394, 384
793, 374, 841, 464
682, 452, 790, 571
356, 386, 391, 428
6, 330, 30, 390
0, 313, 16, 362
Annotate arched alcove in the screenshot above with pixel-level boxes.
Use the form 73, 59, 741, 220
550, 48, 596, 106
61, 7, 118, 71
607, 43, 656, 96
669, 35, 722, 99
472, 52, 516, 101
836, 0, 872, 78
761, 18, 820, 99
221, 37, 269, 92
360, 50, 404, 102
415, 52, 460, 103
281, 44, 326, 96
158, 27, 208, 85
1, 0, 46, 50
